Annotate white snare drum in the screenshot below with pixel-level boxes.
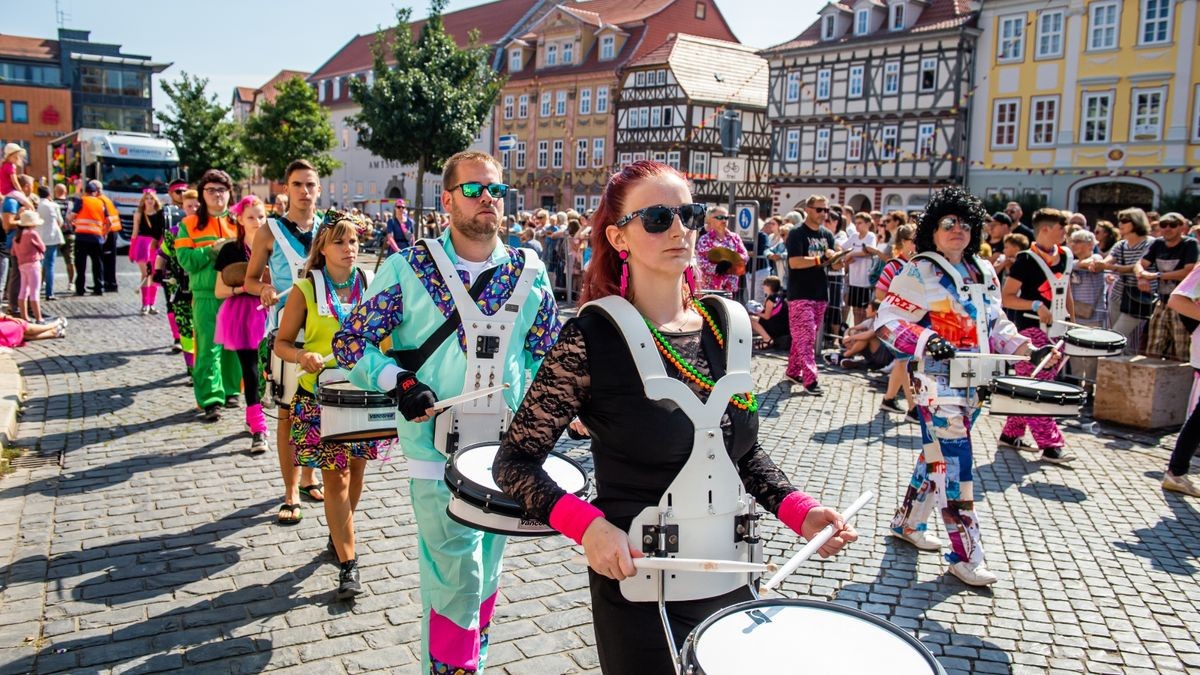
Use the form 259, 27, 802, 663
266, 329, 301, 408
1063, 327, 1126, 357
444, 442, 590, 537
680, 599, 945, 675
317, 380, 397, 442
988, 376, 1085, 417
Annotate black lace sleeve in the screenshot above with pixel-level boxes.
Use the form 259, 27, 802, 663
494, 320, 590, 522
737, 443, 799, 515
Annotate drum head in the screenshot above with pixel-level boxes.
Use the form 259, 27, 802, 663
1065, 327, 1124, 346
992, 376, 1081, 395
687, 599, 942, 674
452, 443, 588, 497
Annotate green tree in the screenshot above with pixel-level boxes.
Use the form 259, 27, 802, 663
242, 76, 340, 181
348, 0, 505, 217
155, 72, 245, 182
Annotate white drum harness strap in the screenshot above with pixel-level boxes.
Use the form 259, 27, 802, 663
584, 296, 762, 604
1020, 247, 1074, 338
911, 252, 1004, 390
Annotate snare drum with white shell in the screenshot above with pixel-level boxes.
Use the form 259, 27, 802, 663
1062, 327, 1126, 357
679, 598, 945, 675
266, 328, 302, 408
988, 376, 1085, 417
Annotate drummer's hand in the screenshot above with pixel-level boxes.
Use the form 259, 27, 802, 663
568, 418, 591, 438
581, 518, 643, 580
1036, 304, 1053, 325
298, 351, 325, 373
259, 286, 278, 307
800, 506, 859, 558
1027, 343, 1062, 368
392, 371, 438, 422
924, 335, 956, 361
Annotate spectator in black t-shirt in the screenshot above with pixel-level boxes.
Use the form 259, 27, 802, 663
1005, 201, 1035, 240
751, 275, 789, 350
1136, 212, 1200, 361
784, 195, 838, 395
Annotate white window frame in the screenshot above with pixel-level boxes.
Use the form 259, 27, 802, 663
537, 140, 548, 168
600, 36, 615, 60
589, 195, 601, 209
1029, 96, 1059, 147
889, 3, 904, 31
563, 42, 574, 64
574, 195, 587, 212
596, 86, 609, 113
503, 95, 514, 120
883, 61, 900, 95
998, 15, 1025, 62
517, 192, 526, 212
540, 91, 551, 117
518, 94, 528, 118
1037, 10, 1065, 58
847, 126, 863, 161
1131, 87, 1166, 141
509, 49, 522, 71
855, 9, 869, 35
552, 139, 563, 168
576, 139, 588, 169
619, 152, 633, 167
593, 137, 605, 167
318, 79, 327, 101
1088, 2, 1119, 51
919, 58, 937, 93
917, 122, 935, 157
635, 71, 646, 87
992, 99, 1020, 149
579, 88, 591, 115
516, 141, 526, 169
501, 149, 510, 169
652, 151, 666, 164
667, 150, 680, 169
640, 107, 650, 128
555, 90, 567, 116
822, 15, 836, 40
815, 128, 830, 161
1140, 0, 1172, 45
650, 106, 662, 127
786, 72, 801, 103
816, 68, 831, 100
691, 151, 709, 176
333, 77, 341, 99
849, 65, 864, 98
1081, 91, 1113, 143
627, 108, 639, 129
546, 44, 558, 66
785, 129, 800, 161
656, 70, 667, 85
881, 125, 898, 160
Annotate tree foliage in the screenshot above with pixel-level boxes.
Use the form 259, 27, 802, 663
242, 76, 340, 181
348, 0, 505, 214
155, 72, 246, 182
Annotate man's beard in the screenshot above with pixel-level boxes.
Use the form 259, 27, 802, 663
451, 204, 500, 242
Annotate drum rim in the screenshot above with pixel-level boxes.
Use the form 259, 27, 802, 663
316, 382, 394, 406
991, 376, 1086, 403
680, 598, 942, 673
445, 444, 591, 516
446, 494, 557, 537
1064, 328, 1126, 350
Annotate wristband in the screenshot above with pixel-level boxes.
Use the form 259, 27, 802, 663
1030, 300, 1042, 312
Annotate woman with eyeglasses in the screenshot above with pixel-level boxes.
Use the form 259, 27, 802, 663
1085, 207, 1153, 353
875, 186, 1053, 587
694, 205, 747, 296
492, 160, 857, 673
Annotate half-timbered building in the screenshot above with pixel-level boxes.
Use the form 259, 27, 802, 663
615, 34, 771, 211
762, 0, 979, 215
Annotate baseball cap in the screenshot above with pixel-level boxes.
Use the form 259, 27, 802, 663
395, 199, 407, 208
990, 212, 1012, 227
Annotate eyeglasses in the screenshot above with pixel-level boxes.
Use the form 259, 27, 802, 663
1161, 221, 1184, 229
203, 187, 229, 196
451, 182, 509, 199
615, 204, 707, 233
712, 214, 729, 221
937, 216, 971, 232
809, 206, 829, 213
1118, 218, 1133, 224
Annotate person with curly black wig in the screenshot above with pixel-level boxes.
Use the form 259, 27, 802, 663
873, 185, 1058, 587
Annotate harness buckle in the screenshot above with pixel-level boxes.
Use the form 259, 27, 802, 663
476, 335, 501, 359
641, 523, 679, 555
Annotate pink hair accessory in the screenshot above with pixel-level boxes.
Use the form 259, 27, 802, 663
229, 195, 258, 217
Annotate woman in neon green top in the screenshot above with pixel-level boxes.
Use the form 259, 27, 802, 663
273, 212, 390, 600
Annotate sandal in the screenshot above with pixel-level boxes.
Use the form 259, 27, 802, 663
277, 503, 302, 525
753, 337, 773, 350
299, 484, 325, 502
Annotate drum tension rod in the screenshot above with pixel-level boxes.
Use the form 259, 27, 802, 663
643, 512, 679, 556
735, 498, 761, 545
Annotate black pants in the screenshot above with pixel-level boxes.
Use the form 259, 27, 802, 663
101, 232, 118, 291
74, 237, 104, 294
589, 569, 754, 674
1169, 387, 1200, 476
234, 348, 262, 407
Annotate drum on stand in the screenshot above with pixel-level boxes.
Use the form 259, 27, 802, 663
266, 329, 302, 408
445, 442, 590, 537
1062, 327, 1126, 357
988, 376, 1085, 417
698, 289, 732, 300
679, 598, 945, 675
317, 380, 398, 442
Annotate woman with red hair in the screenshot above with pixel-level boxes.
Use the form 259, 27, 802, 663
494, 161, 858, 673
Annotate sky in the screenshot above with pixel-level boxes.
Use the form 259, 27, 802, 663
6, 0, 826, 115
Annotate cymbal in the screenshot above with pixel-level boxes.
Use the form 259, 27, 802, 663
705, 246, 743, 265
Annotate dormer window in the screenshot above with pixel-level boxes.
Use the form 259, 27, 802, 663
855, 9, 869, 35
890, 3, 904, 31
546, 44, 558, 66
600, 35, 615, 60
822, 15, 836, 40
563, 42, 574, 64
509, 48, 522, 71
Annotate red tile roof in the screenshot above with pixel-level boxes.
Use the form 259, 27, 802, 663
310, 0, 539, 80
628, 34, 767, 107
0, 34, 60, 61
762, 0, 975, 54
259, 69, 311, 102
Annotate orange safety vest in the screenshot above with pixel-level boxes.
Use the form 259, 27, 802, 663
72, 196, 109, 238
100, 195, 121, 232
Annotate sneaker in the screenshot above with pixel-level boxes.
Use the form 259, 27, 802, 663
45, 295, 56, 302
140, 306, 151, 315
203, 404, 221, 422
148, 306, 159, 315
249, 432, 268, 455
880, 397, 904, 414
1162, 472, 1200, 497
336, 559, 362, 600
892, 528, 943, 551
997, 435, 1031, 452
785, 374, 803, 386
822, 351, 843, 367
1039, 447, 1074, 464
224, 396, 240, 409
906, 408, 920, 423
948, 561, 998, 587
171, 341, 182, 354
804, 383, 824, 396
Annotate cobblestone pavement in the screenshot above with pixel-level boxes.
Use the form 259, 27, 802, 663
0, 261, 1198, 674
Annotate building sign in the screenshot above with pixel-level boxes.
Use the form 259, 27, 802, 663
41, 106, 61, 126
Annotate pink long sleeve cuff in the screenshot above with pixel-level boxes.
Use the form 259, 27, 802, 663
777, 491, 821, 536
549, 493, 605, 545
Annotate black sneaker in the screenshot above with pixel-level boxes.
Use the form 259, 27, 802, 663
998, 435, 1031, 451
805, 383, 824, 396
203, 404, 221, 422
906, 408, 920, 423
1039, 447, 1074, 464
171, 342, 182, 354
249, 432, 268, 454
224, 396, 239, 409
336, 559, 362, 600
880, 397, 904, 414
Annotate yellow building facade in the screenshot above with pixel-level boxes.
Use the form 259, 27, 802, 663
968, 0, 1199, 224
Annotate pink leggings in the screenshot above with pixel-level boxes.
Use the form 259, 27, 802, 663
17, 262, 41, 302
1000, 327, 1065, 449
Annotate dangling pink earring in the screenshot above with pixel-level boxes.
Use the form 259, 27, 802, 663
618, 250, 630, 298
684, 266, 697, 300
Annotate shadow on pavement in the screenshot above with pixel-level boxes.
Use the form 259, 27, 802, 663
1113, 483, 1200, 576
1016, 482, 1087, 504
28, 372, 185, 422
18, 345, 169, 378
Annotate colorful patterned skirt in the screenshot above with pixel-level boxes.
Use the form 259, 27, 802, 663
290, 387, 390, 471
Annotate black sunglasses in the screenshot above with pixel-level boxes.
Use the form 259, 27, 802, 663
451, 182, 509, 199
712, 214, 729, 221
810, 206, 829, 213
615, 204, 707, 233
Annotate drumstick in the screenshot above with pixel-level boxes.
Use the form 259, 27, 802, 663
1029, 340, 1065, 378
570, 556, 778, 575
256, 286, 292, 310
760, 491, 874, 592
433, 384, 510, 410
953, 352, 1029, 362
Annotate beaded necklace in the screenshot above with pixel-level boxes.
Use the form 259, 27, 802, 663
324, 271, 361, 325
643, 299, 759, 413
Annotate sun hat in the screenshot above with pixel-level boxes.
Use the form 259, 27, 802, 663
3, 143, 26, 159
18, 210, 43, 228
